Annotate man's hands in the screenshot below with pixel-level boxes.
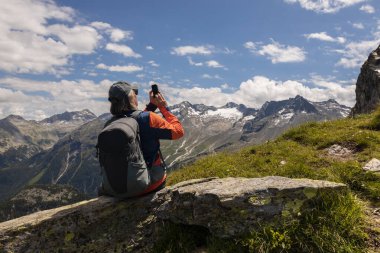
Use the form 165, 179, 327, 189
149, 90, 168, 108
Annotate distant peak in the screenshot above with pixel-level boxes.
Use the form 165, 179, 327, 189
223, 102, 239, 108
326, 99, 338, 103
5, 114, 25, 121
40, 109, 97, 124
179, 101, 193, 107
293, 95, 307, 101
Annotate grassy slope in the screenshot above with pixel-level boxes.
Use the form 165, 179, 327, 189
162, 110, 380, 252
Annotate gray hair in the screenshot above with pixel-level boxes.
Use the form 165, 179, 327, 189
110, 89, 137, 115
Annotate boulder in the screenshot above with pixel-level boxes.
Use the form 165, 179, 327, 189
157, 177, 345, 237
0, 177, 346, 252
363, 158, 380, 172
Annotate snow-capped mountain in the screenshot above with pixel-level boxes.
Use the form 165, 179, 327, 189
169, 101, 258, 122
0, 96, 351, 201
39, 109, 97, 125
162, 96, 350, 167
241, 96, 351, 143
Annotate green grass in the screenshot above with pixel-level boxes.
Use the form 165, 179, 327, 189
160, 109, 380, 252
168, 112, 380, 202
154, 191, 367, 253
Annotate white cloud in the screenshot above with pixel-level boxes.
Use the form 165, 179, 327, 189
360, 4, 375, 13
245, 40, 306, 63
284, 0, 366, 13
47, 24, 100, 54
0, 0, 101, 74
96, 63, 143, 73
336, 39, 380, 68
90, 22, 112, 30
304, 32, 346, 43
0, 75, 355, 119
90, 21, 133, 42
188, 57, 203, 66
171, 45, 213, 56
160, 75, 355, 108
243, 41, 257, 51
201, 74, 222, 79
146, 46, 154, 50
0, 78, 113, 120
187, 57, 224, 68
148, 60, 159, 67
105, 43, 141, 58
206, 60, 224, 68
352, 22, 365, 29
221, 83, 230, 89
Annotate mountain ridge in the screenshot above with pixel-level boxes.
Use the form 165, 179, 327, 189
0, 96, 351, 202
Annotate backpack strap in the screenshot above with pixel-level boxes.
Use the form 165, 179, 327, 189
126, 110, 143, 144
128, 110, 167, 170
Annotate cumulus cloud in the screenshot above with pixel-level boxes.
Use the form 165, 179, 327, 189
0, 0, 101, 74
304, 32, 346, 43
0, 75, 356, 119
284, 0, 366, 13
96, 63, 143, 73
105, 43, 141, 58
0, 78, 113, 120
245, 40, 306, 63
336, 39, 380, 68
47, 24, 100, 54
360, 4, 375, 13
146, 46, 154, 50
171, 45, 213, 56
91, 21, 133, 42
160, 75, 355, 108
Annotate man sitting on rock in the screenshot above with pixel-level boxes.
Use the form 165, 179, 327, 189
97, 81, 184, 198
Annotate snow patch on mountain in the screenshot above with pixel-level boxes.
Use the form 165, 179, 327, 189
203, 108, 243, 120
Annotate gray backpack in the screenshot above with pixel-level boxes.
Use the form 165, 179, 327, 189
96, 111, 150, 198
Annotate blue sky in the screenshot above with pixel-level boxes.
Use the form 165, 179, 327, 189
0, 0, 379, 119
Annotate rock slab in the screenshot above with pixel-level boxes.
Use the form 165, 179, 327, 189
157, 177, 346, 237
0, 176, 346, 252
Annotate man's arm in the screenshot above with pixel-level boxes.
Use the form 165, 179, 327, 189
145, 102, 157, 112
148, 108, 184, 140
145, 87, 184, 139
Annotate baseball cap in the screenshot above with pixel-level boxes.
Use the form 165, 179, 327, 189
108, 81, 138, 102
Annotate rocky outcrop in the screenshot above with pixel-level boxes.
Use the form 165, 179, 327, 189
0, 184, 87, 222
0, 177, 346, 252
352, 44, 380, 115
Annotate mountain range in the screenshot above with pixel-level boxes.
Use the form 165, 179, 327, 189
0, 96, 351, 201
